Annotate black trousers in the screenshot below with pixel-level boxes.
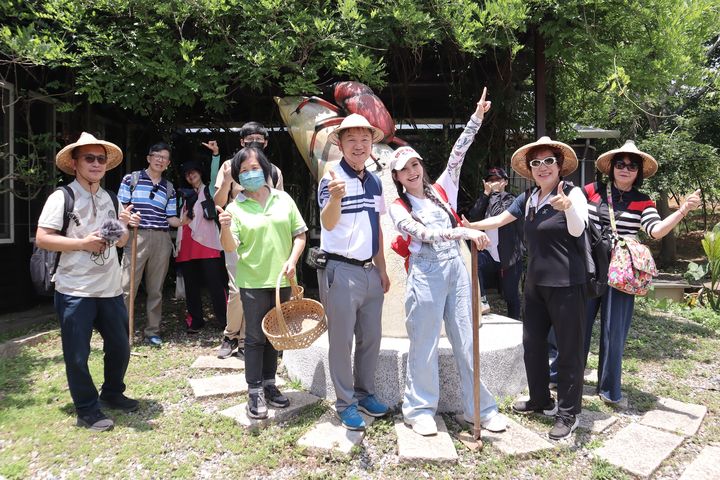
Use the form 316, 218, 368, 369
180, 257, 227, 329
239, 287, 290, 389
523, 283, 586, 417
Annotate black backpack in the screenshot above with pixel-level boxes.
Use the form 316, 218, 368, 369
29, 185, 119, 296
582, 219, 611, 299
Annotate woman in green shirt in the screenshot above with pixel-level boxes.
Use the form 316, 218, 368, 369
218, 147, 308, 419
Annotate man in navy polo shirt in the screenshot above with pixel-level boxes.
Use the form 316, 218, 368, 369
119, 142, 183, 346
317, 114, 391, 431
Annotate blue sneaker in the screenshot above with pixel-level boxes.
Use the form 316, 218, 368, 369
145, 335, 162, 347
357, 394, 388, 417
338, 404, 366, 431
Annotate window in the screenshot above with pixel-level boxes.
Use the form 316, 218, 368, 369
0, 82, 14, 243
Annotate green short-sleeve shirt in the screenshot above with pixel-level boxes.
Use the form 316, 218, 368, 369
227, 188, 308, 289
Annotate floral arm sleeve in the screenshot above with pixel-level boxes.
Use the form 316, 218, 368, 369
437, 114, 483, 209
389, 203, 476, 244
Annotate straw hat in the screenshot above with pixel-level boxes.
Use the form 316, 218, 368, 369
328, 113, 384, 145
596, 140, 658, 178
389, 146, 423, 171
510, 136, 578, 180
55, 132, 123, 175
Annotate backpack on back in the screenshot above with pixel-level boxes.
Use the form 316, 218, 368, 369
30, 185, 119, 296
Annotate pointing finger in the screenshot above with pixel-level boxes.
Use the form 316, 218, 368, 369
479, 86, 487, 104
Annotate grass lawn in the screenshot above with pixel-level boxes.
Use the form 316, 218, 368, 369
1, 294, 718, 479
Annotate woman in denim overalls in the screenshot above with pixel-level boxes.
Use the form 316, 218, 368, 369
388, 90, 507, 436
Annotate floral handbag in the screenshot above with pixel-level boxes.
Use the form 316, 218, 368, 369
606, 184, 658, 295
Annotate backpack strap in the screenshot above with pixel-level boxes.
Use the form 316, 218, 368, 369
271, 164, 279, 187
107, 189, 119, 218
53, 185, 76, 277
129, 170, 141, 196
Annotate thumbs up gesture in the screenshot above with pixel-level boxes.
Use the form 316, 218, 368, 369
680, 189, 702, 215
327, 169, 346, 200
216, 205, 232, 229
119, 204, 141, 228
550, 181, 572, 211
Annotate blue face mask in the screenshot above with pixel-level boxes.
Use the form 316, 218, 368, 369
238, 169, 266, 192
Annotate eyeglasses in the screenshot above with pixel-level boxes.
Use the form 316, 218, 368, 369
149, 183, 161, 200
613, 160, 639, 172
150, 153, 170, 161
529, 156, 557, 168
243, 135, 266, 143
80, 154, 108, 165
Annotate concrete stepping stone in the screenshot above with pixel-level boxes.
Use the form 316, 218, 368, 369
639, 397, 707, 436
456, 415, 554, 457
584, 368, 598, 384
582, 385, 628, 410
190, 355, 245, 370
189, 374, 284, 398
679, 446, 720, 480
395, 416, 458, 464
595, 423, 684, 478
219, 391, 321, 429
297, 410, 376, 455
578, 409, 618, 433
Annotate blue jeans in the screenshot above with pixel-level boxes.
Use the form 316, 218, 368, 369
403, 245, 498, 423
54, 293, 130, 415
584, 287, 635, 402
477, 250, 522, 320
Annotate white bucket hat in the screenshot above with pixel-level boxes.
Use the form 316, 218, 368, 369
328, 113, 384, 145
510, 136, 578, 180
389, 146, 423, 171
55, 132, 123, 175
596, 140, 658, 178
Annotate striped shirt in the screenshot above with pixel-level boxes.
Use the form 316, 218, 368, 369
118, 170, 177, 230
318, 159, 385, 260
584, 182, 661, 238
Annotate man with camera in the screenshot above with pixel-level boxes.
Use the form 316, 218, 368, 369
36, 132, 140, 431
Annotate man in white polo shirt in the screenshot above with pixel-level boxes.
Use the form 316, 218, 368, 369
317, 114, 391, 431
36, 132, 140, 432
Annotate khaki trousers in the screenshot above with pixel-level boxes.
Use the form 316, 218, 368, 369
223, 250, 245, 342
122, 229, 172, 337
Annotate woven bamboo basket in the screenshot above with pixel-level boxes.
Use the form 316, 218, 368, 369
262, 272, 326, 350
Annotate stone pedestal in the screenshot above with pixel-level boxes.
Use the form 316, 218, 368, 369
284, 314, 526, 413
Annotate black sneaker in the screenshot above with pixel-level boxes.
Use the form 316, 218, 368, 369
99, 393, 140, 412
512, 398, 557, 416
77, 410, 114, 432
264, 384, 290, 408
548, 414, 579, 440
217, 337, 238, 359
246, 391, 268, 419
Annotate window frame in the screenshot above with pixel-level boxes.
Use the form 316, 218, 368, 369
0, 80, 15, 245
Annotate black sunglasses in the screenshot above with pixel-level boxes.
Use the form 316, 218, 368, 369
613, 160, 640, 172
149, 183, 161, 200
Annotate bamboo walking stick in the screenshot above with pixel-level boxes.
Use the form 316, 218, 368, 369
471, 247, 483, 445
128, 226, 138, 347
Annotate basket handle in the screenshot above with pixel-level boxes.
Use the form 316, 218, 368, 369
274, 270, 292, 337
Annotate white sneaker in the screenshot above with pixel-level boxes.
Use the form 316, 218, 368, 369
481, 413, 508, 432
405, 415, 437, 436
481, 301, 491, 314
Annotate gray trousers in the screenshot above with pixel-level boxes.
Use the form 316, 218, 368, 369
318, 260, 384, 411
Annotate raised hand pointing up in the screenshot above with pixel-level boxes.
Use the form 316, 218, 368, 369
549, 181, 572, 211
474, 86, 491, 122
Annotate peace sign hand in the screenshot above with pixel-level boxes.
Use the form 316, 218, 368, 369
474, 86, 491, 121
549, 181, 572, 211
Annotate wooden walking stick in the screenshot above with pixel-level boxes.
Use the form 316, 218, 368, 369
471, 247, 483, 446
128, 225, 138, 347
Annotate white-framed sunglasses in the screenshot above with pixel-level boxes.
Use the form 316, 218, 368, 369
528, 156, 557, 168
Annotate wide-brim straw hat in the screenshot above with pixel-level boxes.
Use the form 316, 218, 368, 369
596, 140, 658, 178
510, 136, 578, 180
328, 113, 384, 145
55, 132, 123, 175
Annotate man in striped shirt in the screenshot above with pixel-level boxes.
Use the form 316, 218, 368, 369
119, 142, 184, 346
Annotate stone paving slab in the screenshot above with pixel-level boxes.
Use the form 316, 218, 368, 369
582, 385, 629, 410
189, 374, 284, 398
679, 446, 720, 480
584, 368, 598, 384
219, 391, 321, 429
639, 397, 707, 436
578, 409, 618, 433
190, 355, 245, 370
395, 416, 458, 464
297, 411, 376, 455
456, 415, 554, 457
595, 423, 684, 478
